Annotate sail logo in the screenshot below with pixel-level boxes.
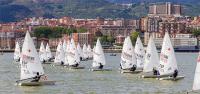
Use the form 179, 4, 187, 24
68, 52, 75, 57
160, 53, 168, 63
136, 53, 144, 59
22, 54, 35, 61
122, 52, 132, 60
146, 53, 151, 60
93, 52, 100, 56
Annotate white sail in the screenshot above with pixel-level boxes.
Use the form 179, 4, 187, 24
159, 32, 178, 76
83, 44, 88, 59
63, 40, 67, 53
77, 43, 83, 59
54, 41, 65, 63
39, 42, 47, 62
45, 43, 52, 60
134, 36, 145, 69
14, 42, 21, 60
64, 40, 70, 65
93, 46, 96, 53
20, 31, 44, 80
68, 39, 80, 66
120, 36, 136, 69
193, 52, 200, 90
87, 45, 92, 58
93, 45, 96, 56
93, 38, 106, 67
143, 36, 159, 72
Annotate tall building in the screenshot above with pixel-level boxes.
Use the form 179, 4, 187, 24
148, 2, 182, 17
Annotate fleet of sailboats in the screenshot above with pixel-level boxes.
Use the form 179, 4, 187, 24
120, 36, 140, 73
68, 39, 84, 69
12, 31, 195, 87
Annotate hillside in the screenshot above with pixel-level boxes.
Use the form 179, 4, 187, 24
0, 0, 200, 22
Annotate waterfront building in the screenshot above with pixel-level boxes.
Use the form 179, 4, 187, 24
148, 2, 182, 17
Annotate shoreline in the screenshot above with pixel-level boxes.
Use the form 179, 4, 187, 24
1, 49, 199, 53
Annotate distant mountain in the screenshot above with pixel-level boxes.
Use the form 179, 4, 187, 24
106, 0, 199, 4
0, 0, 200, 22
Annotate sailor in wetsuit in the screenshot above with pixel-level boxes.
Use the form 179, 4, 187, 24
153, 67, 160, 75
61, 61, 64, 65
31, 72, 41, 82
171, 69, 178, 78
71, 61, 79, 67
130, 65, 136, 71
98, 63, 103, 69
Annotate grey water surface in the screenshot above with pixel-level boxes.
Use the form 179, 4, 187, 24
0, 53, 199, 94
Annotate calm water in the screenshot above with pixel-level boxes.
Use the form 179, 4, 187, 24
0, 53, 199, 94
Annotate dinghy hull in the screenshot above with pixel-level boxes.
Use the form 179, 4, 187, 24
90, 69, 112, 71
69, 66, 85, 69
120, 69, 142, 74
17, 81, 56, 86
157, 76, 184, 81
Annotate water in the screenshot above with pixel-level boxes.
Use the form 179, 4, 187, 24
0, 53, 199, 94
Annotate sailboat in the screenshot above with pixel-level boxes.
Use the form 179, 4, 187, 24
14, 41, 21, 62
157, 32, 184, 80
77, 43, 83, 61
91, 38, 111, 71
68, 39, 84, 69
192, 52, 200, 92
16, 31, 55, 86
82, 44, 88, 60
39, 42, 47, 63
87, 44, 93, 59
142, 36, 160, 78
120, 36, 141, 73
134, 36, 145, 70
54, 41, 65, 65
46, 43, 53, 62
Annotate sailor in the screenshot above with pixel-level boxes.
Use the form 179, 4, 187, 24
17, 58, 20, 62
99, 63, 103, 69
61, 61, 64, 65
71, 61, 79, 67
42, 59, 46, 63
130, 65, 136, 71
119, 64, 122, 69
172, 69, 178, 78
31, 72, 41, 82
153, 67, 159, 75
